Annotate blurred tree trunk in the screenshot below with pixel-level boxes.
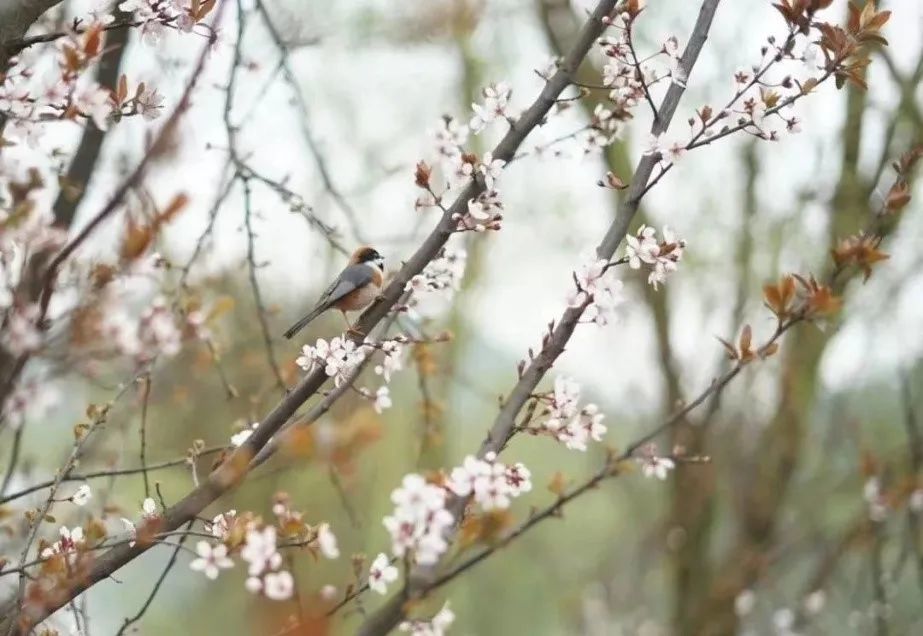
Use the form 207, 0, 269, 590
690, 24, 873, 634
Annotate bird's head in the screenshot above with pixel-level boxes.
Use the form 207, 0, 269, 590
351, 246, 385, 270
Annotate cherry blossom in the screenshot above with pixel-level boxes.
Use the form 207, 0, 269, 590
208, 510, 238, 540
533, 377, 607, 452
639, 451, 675, 480
567, 252, 626, 325
74, 84, 114, 130
241, 525, 283, 576
135, 85, 165, 120
120, 497, 160, 547
373, 339, 404, 382
296, 336, 367, 386
263, 570, 294, 600
456, 189, 503, 232
553, 404, 607, 452
317, 522, 340, 559
368, 553, 399, 595
40, 526, 85, 559
446, 453, 533, 511
469, 82, 514, 134
189, 541, 234, 580
230, 422, 259, 447
71, 484, 92, 506
383, 474, 454, 565
624, 225, 686, 289
405, 248, 467, 318
432, 116, 469, 159
477, 152, 506, 188
663, 36, 686, 86
546, 376, 582, 427
372, 386, 392, 414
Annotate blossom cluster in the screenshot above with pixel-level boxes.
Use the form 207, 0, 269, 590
405, 248, 468, 319
567, 252, 626, 326
187, 501, 340, 602
469, 83, 517, 134
383, 474, 454, 565
294, 335, 406, 413
380, 456, 533, 573
532, 376, 608, 452
296, 335, 366, 386
406, 249, 467, 298
457, 189, 503, 232
39, 526, 86, 563
446, 453, 533, 511
624, 225, 686, 289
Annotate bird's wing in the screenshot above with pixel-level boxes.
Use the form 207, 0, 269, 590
316, 264, 374, 309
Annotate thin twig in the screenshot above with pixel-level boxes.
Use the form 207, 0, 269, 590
115, 520, 195, 635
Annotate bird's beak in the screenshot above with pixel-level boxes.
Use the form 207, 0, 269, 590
375, 256, 385, 269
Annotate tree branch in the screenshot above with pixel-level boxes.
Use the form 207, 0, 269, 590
0, 0, 635, 628
357, 1, 722, 634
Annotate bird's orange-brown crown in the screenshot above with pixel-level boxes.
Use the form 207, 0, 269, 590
351, 245, 383, 265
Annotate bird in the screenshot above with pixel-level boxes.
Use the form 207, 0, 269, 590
283, 246, 385, 340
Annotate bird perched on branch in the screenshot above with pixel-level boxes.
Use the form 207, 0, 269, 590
283, 246, 385, 339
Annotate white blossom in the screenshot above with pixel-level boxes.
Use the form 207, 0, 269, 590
373, 340, 404, 382
241, 525, 282, 576
640, 455, 675, 480
470, 82, 514, 133
624, 225, 686, 290
368, 553, 399, 594
135, 85, 164, 120
189, 541, 234, 580
263, 570, 294, 600
373, 386, 392, 414
433, 117, 468, 158
71, 484, 92, 506
446, 453, 532, 511
383, 474, 453, 565
231, 422, 259, 447
74, 84, 113, 130
317, 522, 339, 559
209, 510, 237, 540
477, 152, 506, 188
567, 252, 626, 325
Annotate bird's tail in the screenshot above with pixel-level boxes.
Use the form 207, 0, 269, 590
283, 306, 324, 340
